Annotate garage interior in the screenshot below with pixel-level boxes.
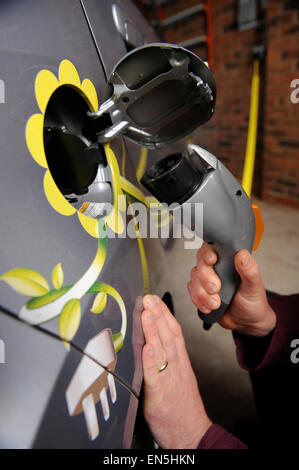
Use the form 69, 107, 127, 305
135, 0, 299, 443
0, 0, 298, 451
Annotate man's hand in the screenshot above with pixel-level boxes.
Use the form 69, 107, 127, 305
141, 295, 212, 449
187, 244, 277, 337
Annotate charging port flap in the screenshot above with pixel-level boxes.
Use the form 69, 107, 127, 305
88, 43, 216, 149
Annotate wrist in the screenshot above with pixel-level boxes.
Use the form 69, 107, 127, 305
185, 415, 213, 449
256, 306, 277, 337
236, 306, 277, 338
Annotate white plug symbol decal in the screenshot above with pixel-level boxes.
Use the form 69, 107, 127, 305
66, 328, 117, 440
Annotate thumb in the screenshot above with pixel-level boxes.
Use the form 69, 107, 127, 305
235, 250, 265, 298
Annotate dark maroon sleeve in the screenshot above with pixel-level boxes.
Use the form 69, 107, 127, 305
197, 294, 299, 450
233, 294, 299, 371
197, 424, 247, 449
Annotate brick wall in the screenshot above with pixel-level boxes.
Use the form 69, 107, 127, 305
135, 0, 299, 206
262, 1, 299, 206
191, 0, 265, 199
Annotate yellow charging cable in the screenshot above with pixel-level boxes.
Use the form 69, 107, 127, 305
241, 59, 264, 250
242, 59, 260, 198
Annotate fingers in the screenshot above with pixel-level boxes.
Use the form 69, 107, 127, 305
191, 264, 221, 294
235, 250, 266, 298
142, 343, 159, 389
143, 296, 178, 362
196, 243, 218, 266
145, 295, 182, 340
141, 308, 166, 369
188, 281, 216, 313
188, 243, 221, 313
143, 295, 192, 368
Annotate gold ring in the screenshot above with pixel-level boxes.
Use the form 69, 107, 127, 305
158, 360, 168, 373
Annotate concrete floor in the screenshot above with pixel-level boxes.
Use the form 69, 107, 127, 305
147, 198, 299, 434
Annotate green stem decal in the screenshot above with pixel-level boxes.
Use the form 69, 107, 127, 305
112, 332, 124, 354
88, 282, 127, 345
26, 285, 73, 309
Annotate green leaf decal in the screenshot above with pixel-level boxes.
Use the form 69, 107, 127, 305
52, 263, 64, 290
0, 268, 49, 297
90, 292, 107, 314
59, 299, 81, 343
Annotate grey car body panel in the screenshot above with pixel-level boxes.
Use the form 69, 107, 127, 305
0, 311, 138, 449
81, 0, 157, 77
0, 0, 159, 447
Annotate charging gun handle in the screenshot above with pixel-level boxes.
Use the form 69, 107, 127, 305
187, 148, 257, 330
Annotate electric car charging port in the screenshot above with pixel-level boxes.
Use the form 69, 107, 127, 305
43, 85, 114, 218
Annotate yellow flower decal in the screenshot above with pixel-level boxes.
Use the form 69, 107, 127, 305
25, 59, 126, 238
